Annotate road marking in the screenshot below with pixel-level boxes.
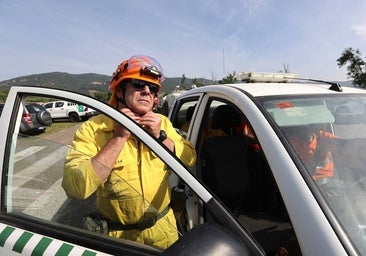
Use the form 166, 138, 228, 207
22, 179, 67, 218
14, 146, 46, 163
12, 146, 67, 188
9, 144, 70, 221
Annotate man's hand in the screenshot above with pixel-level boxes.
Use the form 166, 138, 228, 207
140, 111, 162, 138
114, 105, 141, 138
140, 111, 175, 152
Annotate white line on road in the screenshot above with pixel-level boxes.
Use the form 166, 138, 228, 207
18, 178, 68, 220
14, 146, 46, 163
12, 146, 68, 188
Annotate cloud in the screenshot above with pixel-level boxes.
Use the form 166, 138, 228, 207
352, 23, 366, 41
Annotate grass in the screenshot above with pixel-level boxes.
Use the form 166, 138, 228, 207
38, 121, 81, 137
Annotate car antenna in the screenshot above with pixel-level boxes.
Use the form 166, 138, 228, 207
284, 77, 343, 92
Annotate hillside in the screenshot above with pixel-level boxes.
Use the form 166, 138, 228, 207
0, 72, 211, 95
0, 72, 354, 98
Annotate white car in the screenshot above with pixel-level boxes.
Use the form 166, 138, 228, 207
168, 79, 366, 255
0, 79, 366, 255
43, 100, 97, 122
159, 86, 187, 115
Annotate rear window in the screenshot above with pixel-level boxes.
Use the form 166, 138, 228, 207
44, 103, 53, 108
26, 104, 45, 113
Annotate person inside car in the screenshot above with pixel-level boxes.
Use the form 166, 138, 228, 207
62, 55, 197, 249
283, 124, 336, 184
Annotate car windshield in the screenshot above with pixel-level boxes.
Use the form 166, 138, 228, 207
262, 95, 366, 252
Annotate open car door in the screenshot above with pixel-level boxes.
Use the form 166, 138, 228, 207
0, 86, 263, 256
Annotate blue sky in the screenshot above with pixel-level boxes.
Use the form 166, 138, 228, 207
1, 0, 366, 82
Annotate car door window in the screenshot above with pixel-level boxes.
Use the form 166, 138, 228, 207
195, 99, 301, 255
55, 102, 64, 108
6, 98, 93, 223
171, 97, 199, 136
5, 95, 184, 250
3, 92, 262, 255
43, 102, 52, 109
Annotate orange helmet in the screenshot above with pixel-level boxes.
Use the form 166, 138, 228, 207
109, 55, 165, 91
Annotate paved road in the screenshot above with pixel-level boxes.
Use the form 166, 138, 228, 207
42, 124, 81, 145
10, 124, 95, 227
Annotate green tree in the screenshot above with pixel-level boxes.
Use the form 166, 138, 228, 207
337, 47, 366, 88
180, 74, 186, 88
0, 90, 9, 102
93, 91, 111, 102
219, 71, 237, 84
192, 78, 205, 87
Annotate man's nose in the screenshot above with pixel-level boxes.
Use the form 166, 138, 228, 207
141, 85, 152, 94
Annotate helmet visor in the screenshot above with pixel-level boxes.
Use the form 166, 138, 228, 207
128, 55, 165, 83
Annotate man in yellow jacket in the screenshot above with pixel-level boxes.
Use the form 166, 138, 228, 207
62, 55, 197, 249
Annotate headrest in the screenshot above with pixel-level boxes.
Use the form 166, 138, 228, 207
211, 105, 241, 130
186, 106, 195, 121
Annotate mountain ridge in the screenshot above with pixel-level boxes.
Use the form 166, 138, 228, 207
0, 72, 355, 98
0, 72, 210, 95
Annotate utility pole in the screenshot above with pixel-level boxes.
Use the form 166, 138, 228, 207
223, 49, 226, 77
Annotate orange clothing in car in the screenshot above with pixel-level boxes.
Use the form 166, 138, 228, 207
290, 130, 335, 180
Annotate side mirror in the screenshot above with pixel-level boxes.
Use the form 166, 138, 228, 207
162, 223, 251, 256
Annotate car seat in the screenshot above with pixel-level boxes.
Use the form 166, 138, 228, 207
201, 105, 251, 214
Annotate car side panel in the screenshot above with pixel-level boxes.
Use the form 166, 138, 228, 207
51, 102, 67, 119
0, 223, 110, 256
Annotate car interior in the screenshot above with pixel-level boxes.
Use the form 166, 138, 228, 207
172, 99, 302, 255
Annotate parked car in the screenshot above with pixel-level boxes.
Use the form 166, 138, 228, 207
21, 103, 53, 135
158, 86, 187, 115
1, 102, 52, 135
158, 85, 196, 116
1, 79, 366, 255
43, 100, 97, 122
168, 77, 366, 255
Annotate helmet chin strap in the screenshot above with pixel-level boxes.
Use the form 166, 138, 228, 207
117, 86, 128, 106
118, 96, 126, 105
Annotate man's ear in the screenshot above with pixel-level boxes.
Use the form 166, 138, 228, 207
152, 96, 159, 112
154, 97, 159, 106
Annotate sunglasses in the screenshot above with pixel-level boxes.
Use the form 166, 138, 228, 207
131, 79, 159, 94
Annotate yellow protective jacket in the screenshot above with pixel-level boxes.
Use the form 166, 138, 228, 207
62, 114, 196, 249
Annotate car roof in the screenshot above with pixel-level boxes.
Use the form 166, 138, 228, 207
199, 82, 366, 97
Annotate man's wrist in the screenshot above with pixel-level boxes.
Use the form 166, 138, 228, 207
158, 130, 167, 142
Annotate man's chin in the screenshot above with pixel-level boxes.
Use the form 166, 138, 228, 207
133, 107, 151, 115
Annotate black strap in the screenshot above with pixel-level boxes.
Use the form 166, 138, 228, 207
108, 206, 170, 231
